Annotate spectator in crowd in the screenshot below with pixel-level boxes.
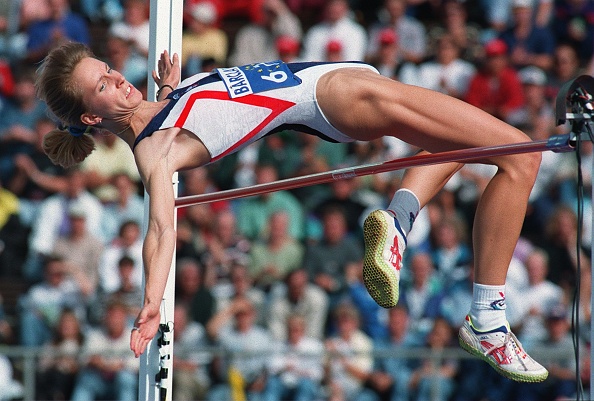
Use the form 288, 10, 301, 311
0, 181, 27, 277
249, 210, 304, 292
79, 131, 140, 204
189, 0, 265, 24
172, 303, 211, 401
181, 1, 228, 75
507, 65, 555, 137
312, 175, 368, 236
256, 132, 304, 181
0, 67, 46, 143
214, 262, 267, 327
237, 163, 305, 241
36, 308, 84, 400
108, 0, 150, 57
178, 258, 217, 327
8, 117, 67, 224
399, 251, 443, 339
52, 201, 105, 298
538, 204, 591, 300
100, 172, 144, 243
403, 33, 476, 100
366, 28, 402, 80
515, 304, 579, 401
304, 206, 363, 308
552, 0, 594, 64
365, 305, 417, 401
324, 39, 345, 62
0, 67, 48, 183
275, 35, 302, 63
228, 0, 302, 66
499, 0, 556, 71
70, 300, 138, 401
550, 43, 582, 101
25, 0, 90, 63
426, 0, 484, 64
175, 257, 206, 312
103, 34, 148, 89
98, 220, 143, 294
516, 247, 564, 349
0, 58, 15, 99
0, 354, 24, 401
176, 203, 214, 266
24, 167, 105, 282
324, 302, 376, 401
367, 0, 427, 64
265, 313, 325, 401
301, 0, 367, 62
91, 255, 142, 325
408, 317, 459, 401
206, 297, 273, 401
268, 268, 329, 341
465, 38, 525, 121
344, 261, 388, 341
203, 209, 251, 285
429, 216, 471, 281
18, 255, 84, 346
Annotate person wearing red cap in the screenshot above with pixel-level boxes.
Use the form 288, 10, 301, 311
465, 39, 525, 121
275, 36, 301, 63
365, 28, 402, 80
228, 0, 302, 66
302, 0, 367, 62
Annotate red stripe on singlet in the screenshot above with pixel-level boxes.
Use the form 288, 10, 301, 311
174, 90, 295, 162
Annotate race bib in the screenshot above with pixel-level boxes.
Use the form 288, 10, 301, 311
216, 61, 302, 99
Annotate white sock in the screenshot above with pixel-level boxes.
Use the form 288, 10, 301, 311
468, 283, 507, 331
387, 189, 420, 236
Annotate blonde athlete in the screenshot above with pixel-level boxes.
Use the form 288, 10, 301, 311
36, 42, 547, 382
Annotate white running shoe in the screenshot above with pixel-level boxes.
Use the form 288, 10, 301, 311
458, 315, 549, 382
362, 209, 407, 308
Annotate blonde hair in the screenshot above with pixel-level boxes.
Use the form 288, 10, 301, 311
35, 42, 96, 168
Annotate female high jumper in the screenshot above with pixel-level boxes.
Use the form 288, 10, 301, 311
35, 42, 547, 382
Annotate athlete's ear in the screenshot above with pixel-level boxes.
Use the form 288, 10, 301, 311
80, 113, 102, 126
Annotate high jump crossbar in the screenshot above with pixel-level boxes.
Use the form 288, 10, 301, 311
174, 134, 575, 208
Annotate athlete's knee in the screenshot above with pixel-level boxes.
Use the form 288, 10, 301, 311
505, 150, 541, 184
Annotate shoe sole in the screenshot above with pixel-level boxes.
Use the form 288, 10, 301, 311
458, 332, 549, 383
362, 210, 400, 308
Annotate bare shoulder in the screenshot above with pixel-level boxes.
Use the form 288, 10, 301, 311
133, 127, 211, 182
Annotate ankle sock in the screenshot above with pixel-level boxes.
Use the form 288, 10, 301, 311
469, 283, 507, 331
387, 189, 420, 236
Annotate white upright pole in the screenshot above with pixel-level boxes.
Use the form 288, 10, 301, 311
139, 1, 182, 400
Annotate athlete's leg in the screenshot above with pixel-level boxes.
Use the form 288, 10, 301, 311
317, 69, 547, 382
317, 68, 541, 287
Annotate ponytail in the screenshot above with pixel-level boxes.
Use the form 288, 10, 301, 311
42, 127, 95, 168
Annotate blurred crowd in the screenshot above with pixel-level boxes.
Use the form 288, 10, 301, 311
0, 0, 593, 400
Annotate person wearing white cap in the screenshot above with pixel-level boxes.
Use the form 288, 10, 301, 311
182, 2, 228, 69
499, 0, 556, 71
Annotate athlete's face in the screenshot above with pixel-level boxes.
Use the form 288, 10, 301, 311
72, 56, 142, 124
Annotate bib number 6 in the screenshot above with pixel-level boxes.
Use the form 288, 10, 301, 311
261, 71, 288, 83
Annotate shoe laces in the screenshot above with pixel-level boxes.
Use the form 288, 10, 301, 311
482, 331, 529, 370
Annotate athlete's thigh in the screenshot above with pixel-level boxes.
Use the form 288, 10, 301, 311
317, 69, 531, 154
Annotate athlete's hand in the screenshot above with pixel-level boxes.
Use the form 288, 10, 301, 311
130, 302, 161, 358
152, 50, 180, 90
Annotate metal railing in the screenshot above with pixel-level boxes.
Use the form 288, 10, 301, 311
0, 345, 576, 401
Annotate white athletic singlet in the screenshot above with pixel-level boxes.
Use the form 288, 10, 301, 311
132, 61, 378, 164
